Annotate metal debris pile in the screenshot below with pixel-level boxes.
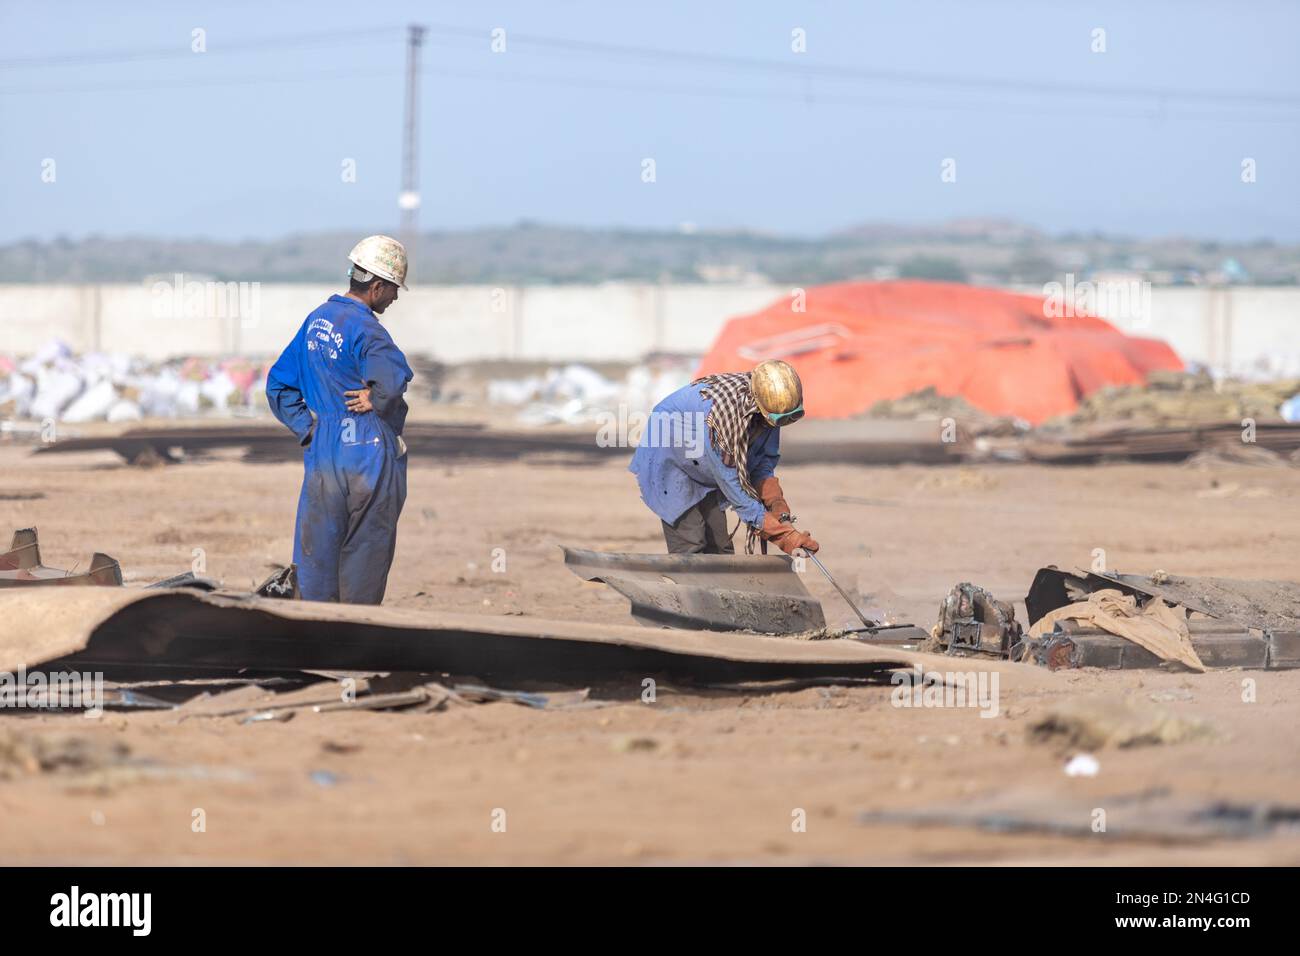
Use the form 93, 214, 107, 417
0, 528, 122, 588
923, 565, 1300, 672
1049, 369, 1300, 429
566, 547, 1298, 674
0, 527, 286, 595
867, 386, 1025, 437
2, 526, 1296, 732
1, 568, 973, 721
1021, 567, 1300, 671
1020, 421, 1300, 464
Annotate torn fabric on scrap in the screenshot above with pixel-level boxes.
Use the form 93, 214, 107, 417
1028, 588, 1206, 672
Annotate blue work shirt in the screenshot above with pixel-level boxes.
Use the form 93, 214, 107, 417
266, 294, 413, 453
629, 382, 779, 527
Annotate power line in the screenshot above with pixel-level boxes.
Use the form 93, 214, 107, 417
0, 68, 402, 96
0, 26, 404, 69
5, 20, 1297, 113
5, 60, 1292, 126
415, 22, 1300, 110
420, 64, 1297, 125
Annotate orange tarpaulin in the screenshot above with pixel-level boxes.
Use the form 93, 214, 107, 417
694, 280, 1183, 423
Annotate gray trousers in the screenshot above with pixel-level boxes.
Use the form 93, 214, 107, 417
661, 491, 736, 555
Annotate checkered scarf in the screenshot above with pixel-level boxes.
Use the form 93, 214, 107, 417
694, 371, 762, 503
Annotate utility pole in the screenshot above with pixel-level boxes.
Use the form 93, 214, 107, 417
398, 24, 426, 261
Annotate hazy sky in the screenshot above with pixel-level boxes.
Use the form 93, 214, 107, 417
2, 0, 1297, 243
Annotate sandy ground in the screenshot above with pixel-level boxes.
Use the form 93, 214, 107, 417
2, 437, 1299, 865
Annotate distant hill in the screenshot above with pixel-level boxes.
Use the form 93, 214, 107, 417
3, 221, 1297, 286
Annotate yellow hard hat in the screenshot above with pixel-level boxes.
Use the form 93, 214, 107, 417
348, 235, 409, 290
751, 360, 804, 425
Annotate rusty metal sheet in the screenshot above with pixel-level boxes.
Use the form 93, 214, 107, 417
1025, 566, 1300, 669
1092, 570, 1300, 635
145, 571, 220, 591
0, 587, 1051, 691
1026, 565, 1300, 636
0, 528, 40, 570
1269, 631, 1300, 668
0, 528, 122, 589
1033, 623, 1275, 671
562, 547, 826, 634
1023, 422, 1300, 464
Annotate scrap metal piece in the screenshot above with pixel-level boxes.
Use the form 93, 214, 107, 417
932, 582, 1022, 658
452, 684, 592, 710
1024, 566, 1090, 627
313, 689, 431, 713
841, 623, 931, 646
0, 528, 122, 589
0, 528, 40, 570
97, 687, 177, 710
1092, 570, 1300, 635
146, 571, 220, 591
562, 547, 826, 634
1027, 565, 1300, 635
255, 565, 300, 600
1025, 566, 1300, 669
1269, 631, 1300, 668
146, 567, 294, 596
1023, 422, 1300, 464
0, 587, 1052, 691
1031, 623, 1272, 671
1036, 632, 1081, 670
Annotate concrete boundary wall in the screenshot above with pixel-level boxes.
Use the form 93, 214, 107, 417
1, 282, 1296, 376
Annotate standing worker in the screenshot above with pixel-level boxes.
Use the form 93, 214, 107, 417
266, 235, 414, 604
629, 360, 819, 556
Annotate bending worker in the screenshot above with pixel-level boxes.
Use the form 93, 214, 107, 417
630, 359, 819, 556
266, 235, 413, 604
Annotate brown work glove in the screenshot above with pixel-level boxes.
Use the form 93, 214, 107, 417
755, 476, 791, 519
759, 511, 820, 555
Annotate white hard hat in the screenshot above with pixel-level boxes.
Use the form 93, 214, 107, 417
348, 235, 409, 290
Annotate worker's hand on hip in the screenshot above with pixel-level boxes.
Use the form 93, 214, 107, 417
344, 388, 373, 413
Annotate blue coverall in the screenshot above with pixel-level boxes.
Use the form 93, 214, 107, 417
266, 294, 413, 604
629, 382, 779, 529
